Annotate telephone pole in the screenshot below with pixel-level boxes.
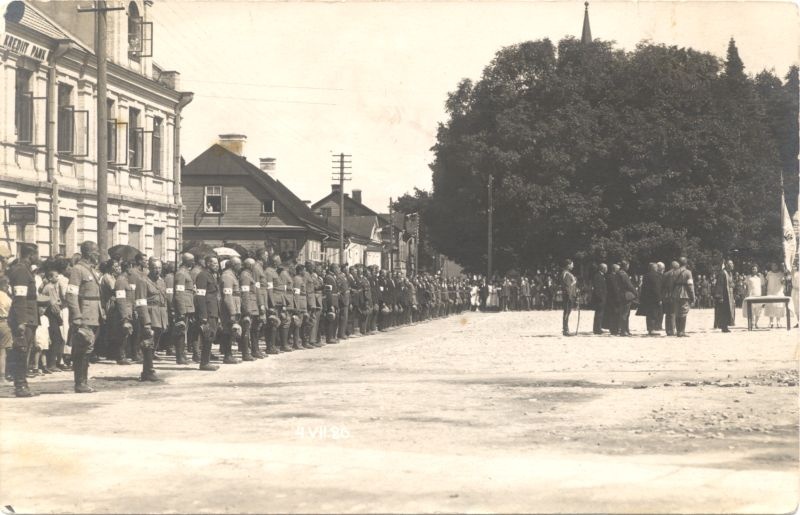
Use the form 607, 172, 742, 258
487, 174, 493, 282
78, 1, 124, 259
331, 153, 351, 264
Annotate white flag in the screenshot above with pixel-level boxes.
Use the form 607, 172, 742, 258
782, 194, 796, 272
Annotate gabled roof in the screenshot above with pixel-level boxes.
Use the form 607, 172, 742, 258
183, 144, 339, 237
323, 215, 380, 241
311, 190, 386, 220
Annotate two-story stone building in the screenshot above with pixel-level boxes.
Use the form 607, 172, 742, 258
0, 0, 191, 260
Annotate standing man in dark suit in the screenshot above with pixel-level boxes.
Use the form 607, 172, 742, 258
714, 260, 736, 333
638, 262, 663, 336
8, 243, 40, 397
605, 264, 620, 335
616, 260, 637, 337
560, 259, 577, 336
591, 263, 608, 335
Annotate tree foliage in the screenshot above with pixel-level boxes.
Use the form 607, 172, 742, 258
428, 37, 795, 274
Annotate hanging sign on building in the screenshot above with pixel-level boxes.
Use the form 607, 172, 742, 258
7, 205, 37, 225
2, 33, 50, 61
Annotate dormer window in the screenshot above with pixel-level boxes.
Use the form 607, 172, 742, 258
127, 2, 152, 60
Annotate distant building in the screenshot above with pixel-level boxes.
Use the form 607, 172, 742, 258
312, 186, 411, 271
0, 0, 191, 260
181, 135, 336, 261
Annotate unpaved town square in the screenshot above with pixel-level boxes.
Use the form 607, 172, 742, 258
0, 309, 797, 514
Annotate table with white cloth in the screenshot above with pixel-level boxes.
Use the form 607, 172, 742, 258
744, 295, 791, 331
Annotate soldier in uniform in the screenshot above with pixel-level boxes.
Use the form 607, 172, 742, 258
161, 262, 176, 357
263, 254, 282, 354
368, 267, 380, 333
239, 258, 262, 359
129, 254, 157, 382
275, 255, 294, 352
673, 257, 696, 337
105, 259, 132, 365
323, 264, 339, 343
662, 261, 679, 336
348, 266, 361, 337
145, 258, 169, 361
220, 257, 243, 363
303, 262, 320, 347
65, 241, 104, 393
250, 251, 268, 359
336, 264, 350, 341
359, 267, 373, 336
7, 243, 40, 397
172, 253, 196, 365
187, 256, 205, 362
193, 255, 220, 371
292, 264, 312, 349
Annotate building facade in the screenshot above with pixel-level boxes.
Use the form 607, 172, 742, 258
0, 0, 190, 260
182, 136, 335, 261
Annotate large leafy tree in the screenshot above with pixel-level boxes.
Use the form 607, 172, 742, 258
428, 37, 792, 275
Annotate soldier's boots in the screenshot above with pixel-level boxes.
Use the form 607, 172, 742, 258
12, 349, 37, 397
117, 342, 133, 365
292, 325, 303, 350
251, 324, 265, 359
279, 326, 292, 352
175, 340, 189, 365
199, 344, 219, 371
73, 356, 95, 393
140, 349, 160, 382
266, 326, 280, 354
191, 336, 201, 363
240, 340, 255, 361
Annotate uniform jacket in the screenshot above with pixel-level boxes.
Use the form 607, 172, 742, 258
8, 261, 38, 327
145, 273, 169, 329
336, 272, 350, 309
66, 259, 104, 327
638, 270, 662, 314
253, 262, 268, 313
292, 274, 307, 312
560, 270, 577, 302
220, 268, 242, 321
127, 268, 151, 326
239, 268, 260, 316
194, 269, 220, 320
173, 266, 195, 317
304, 272, 317, 310
264, 266, 280, 309
673, 267, 696, 303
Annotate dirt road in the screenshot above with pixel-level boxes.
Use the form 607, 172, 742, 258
1, 309, 797, 513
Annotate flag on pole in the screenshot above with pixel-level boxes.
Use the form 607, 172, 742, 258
781, 193, 796, 272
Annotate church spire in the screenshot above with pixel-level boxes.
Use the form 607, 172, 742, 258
581, 1, 592, 44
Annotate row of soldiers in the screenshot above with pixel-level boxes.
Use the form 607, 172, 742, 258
7, 241, 473, 397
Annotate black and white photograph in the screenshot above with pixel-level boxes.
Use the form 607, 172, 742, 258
0, 0, 798, 513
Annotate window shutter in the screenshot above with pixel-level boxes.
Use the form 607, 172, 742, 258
73, 109, 89, 157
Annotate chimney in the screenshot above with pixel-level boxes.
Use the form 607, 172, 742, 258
331, 184, 341, 193
352, 189, 362, 204
259, 157, 276, 178
218, 134, 247, 156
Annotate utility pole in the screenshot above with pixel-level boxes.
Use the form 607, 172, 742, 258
78, 1, 124, 259
487, 174, 493, 282
331, 153, 351, 264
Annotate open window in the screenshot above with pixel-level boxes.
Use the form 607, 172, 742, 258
56, 84, 89, 157
127, 2, 153, 60
262, 199, 275, 215
150, 117, 162, 175
128, 107, 142, 171
15, 68, 44, 147
204, 186, 223, 214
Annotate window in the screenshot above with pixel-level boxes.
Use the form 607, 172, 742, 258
261, 199, 275, 214
204, 186, 223, 214
57, 84, 73, 153
320, 207, 332, 218
151, 117, 162, 175
128, 224, 142, 249
15, 68, 33, 144
127, 2, 153, 60
59, 217, 74, 256
128, 107, 142, 170
153, 227, 164, 261
107, 222, 117, 247
107, 99, 117, 164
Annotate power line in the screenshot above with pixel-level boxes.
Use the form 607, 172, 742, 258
181, 78, 344, 92
192, 93, 338, 106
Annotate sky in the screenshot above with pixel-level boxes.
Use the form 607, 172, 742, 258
151, 0, 800, 213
